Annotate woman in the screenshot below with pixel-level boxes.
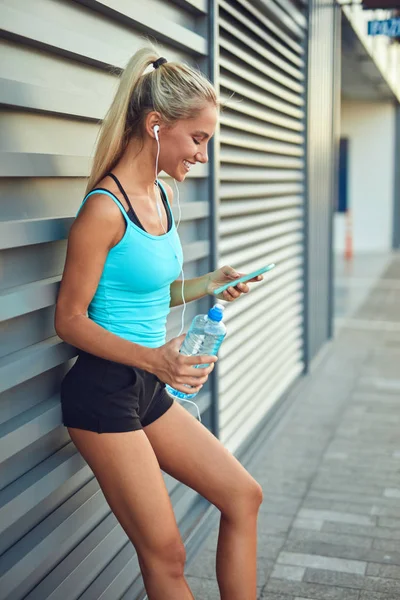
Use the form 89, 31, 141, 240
55, 47, 264, 600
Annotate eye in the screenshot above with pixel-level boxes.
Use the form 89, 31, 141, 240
192, 138, 200, 145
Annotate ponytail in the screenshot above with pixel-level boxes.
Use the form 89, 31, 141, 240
86, 46, 218, 194
86, 47, 158, 193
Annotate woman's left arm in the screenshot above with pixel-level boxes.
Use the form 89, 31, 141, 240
160, 181, 262, 306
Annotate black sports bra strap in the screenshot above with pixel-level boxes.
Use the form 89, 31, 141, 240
106, 172, 135, 214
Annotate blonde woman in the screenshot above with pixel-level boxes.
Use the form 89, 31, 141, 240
55, 47, 264, 600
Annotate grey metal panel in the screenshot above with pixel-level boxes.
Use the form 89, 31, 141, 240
0, 1, 214, 598
393, 103, 400, 249
306, 0, 341, 364
216, 0, 306, 453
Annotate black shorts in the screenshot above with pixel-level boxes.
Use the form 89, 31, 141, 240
60, 350, 174, 433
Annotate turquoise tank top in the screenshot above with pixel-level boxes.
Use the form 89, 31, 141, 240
77, 180, 183, 348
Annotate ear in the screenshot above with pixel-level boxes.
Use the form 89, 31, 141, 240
145, 111, 163, 140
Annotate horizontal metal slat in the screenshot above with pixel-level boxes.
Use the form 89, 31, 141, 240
219, 44, 303, 105
220, 314, 303, 394
221, 301, 303, 370
221, 346, 303, 447
219, 92, 304, 133
0, 217, 73, 250
0, 395, 60, 472
0, 337, 76, 394
220, 114, 303, 145
220, 222, 302, 252
220, 74, 303, 120
221, 360, 303, 453
220, 195, 303, 217
80, 0, 207, 55
220, 132, 303, 157
219, 19, 303, 93
0, 153, 209, 179
220, 181, 303, 199
219, 0, 303, 77
220, 335, 303, 432
265, 0, 306, 36
1, 1, 206, 68
220, 167, 303, 183
0, 77, 107, 121
223, 263, 303, 325
220, 148, 303, 169
220, 242, 303, 273
220, 207, 303, 235
234, 0, 304, 56
220, 282, 304, 344
0, 277, 60, 322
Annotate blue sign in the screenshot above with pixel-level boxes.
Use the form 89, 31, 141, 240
368, 18, 400, 36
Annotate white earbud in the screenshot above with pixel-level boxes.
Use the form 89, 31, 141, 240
153, 124, 160, 141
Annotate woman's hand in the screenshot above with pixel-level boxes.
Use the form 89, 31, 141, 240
151, 335, 217, 394
206, 265, 263, 302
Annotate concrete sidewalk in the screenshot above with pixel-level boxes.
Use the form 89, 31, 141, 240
185, 253, 400, 600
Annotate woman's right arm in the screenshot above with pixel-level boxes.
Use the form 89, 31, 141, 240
55, 195, 216, 393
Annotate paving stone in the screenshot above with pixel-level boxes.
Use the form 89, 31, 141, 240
371, 505, 400, 519
265, 579, 360, 599
384, 489, 400, 500
292, 517, 323, 531
377, 516, 400, 529
322, 521, 400, 541
259, 593, 294, 600
298, 508, 375, 526
360, 592, 400, 600
304, 567, 365, 588
283, 539, 400, 566
367, 563, 400, 579
277, 551, 366, 575
271, 565, 305, 582
372, 539, 400, 552
287, 527, 374, 549
258, 514, 294, 536
258, 534, 287, 560
364, 576, 400, 594
185, 576, 221, 599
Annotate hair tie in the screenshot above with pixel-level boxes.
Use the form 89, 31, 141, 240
153, 57, 167, 69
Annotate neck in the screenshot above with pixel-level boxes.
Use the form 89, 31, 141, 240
112, 136, 158, 197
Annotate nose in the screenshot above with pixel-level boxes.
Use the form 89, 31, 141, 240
195, 149, 208, 164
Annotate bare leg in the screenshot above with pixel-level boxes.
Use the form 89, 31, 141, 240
144, 402, 263, 599
67, 426, 195, 600
216, 512, 258, 599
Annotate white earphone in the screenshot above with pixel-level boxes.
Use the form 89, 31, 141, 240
153, 124, 201, 421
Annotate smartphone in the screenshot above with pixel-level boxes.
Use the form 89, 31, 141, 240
212, 263, 276, 295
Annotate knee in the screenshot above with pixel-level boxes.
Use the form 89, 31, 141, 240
223, 478, 263, 520
141, 538, 186, 578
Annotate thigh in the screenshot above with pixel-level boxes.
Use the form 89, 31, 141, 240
143, 402, 262, 515
67, 426, 182, 559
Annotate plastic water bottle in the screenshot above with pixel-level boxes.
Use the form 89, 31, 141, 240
165, 303, 227, 401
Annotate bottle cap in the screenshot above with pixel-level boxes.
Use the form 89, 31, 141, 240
208, 303, 225, 322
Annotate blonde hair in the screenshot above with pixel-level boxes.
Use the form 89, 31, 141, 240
86, 47, 219, 193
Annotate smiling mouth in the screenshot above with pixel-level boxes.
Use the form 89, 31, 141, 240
183, 160, 194, 171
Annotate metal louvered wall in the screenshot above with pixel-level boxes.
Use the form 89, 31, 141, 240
0, 1, 213, 598
216, 0, 307, 453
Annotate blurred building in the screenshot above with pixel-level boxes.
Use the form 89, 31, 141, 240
0, 1, 398, 598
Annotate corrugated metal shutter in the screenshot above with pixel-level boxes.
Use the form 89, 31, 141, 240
216, 0, 307, 453
0, 0, 213, 598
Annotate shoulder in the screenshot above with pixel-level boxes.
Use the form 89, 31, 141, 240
71, 191, 125, 247
77, 191, 125, 222
158, 179, 174, 205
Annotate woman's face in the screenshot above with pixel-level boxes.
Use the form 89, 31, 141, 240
157, 103, 218, 182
